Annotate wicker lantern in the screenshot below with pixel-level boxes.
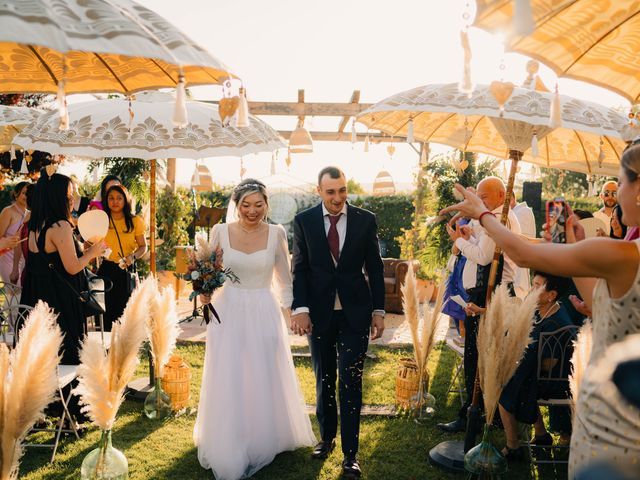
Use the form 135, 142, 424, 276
395, 357, 429, 408
161, 355, 192, 411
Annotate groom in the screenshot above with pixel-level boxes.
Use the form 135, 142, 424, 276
291, 166, 385, 478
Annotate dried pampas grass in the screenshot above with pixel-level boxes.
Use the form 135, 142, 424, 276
195, 231, 214, 262
1, 302, 62, 480
147, 285, 180, 378
419, 275, 446, 372
477, 284, 539, 424
75, 276, 156, 431
569, 320, 592, 417
401, 262, 422, 367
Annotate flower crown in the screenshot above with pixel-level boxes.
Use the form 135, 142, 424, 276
233, 182, 263, 193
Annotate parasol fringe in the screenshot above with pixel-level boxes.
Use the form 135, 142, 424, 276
459, 29, 474, 97
531, 133, 539, 158
364, 133, 370, 152
57, 80, 69, 131
407, 118, 415, 143
549, 85, 562, 128
172, 73, 189, 128
235, 87, 250, 128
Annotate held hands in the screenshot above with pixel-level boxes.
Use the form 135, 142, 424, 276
199, 293, 212, 305
464, 302, 485, 317
291, 312, 312, 336
370, 314, 385, 340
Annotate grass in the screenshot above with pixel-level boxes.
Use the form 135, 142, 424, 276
18, 342, 566, 479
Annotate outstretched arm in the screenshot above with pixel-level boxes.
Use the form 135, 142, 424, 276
441, 184, 639, 298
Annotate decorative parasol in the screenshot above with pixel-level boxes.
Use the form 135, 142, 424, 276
14, 92, 283, 273
474, 0, 640, 103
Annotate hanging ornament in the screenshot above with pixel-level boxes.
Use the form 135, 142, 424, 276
549, 84, 562, 128
285, 148, 292, 168
270, 152, 276, 176
514, 0, 535, 36
350, 118, 357, 145
9, 145, 15, 161
386, 144, 396, 158
239, 157, 246, 179
406, 118, 415, 143
128, 95, 135, 132
235, 86, 250, 128
25, 149, 33, 165
531, 132, 539, 157
587, 175, 597, 197
172, 72, 189, 128
219, 79, 240, 127
490, 81, 514, 115
598, 137, 605, 168
364, 133, 370, 153
19, 157, 29, 174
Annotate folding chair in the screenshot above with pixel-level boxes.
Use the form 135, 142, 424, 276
0, 281, 22, 309
445, 328, 465, 406
0, 304, 32, 347
526, 324, 577, 466
26, 364, 81, 461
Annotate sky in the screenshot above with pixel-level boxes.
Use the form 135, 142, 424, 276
61, 0, 630, 191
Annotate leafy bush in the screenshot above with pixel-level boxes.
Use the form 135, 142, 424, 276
156, 187, 192, 271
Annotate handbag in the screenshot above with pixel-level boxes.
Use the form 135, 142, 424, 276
46, 258, 113, 318
110, 217, 139, 295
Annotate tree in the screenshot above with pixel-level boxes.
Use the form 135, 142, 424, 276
88, 157, 154, 208
347, 178, 366, 195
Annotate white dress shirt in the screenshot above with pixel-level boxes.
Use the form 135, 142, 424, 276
512, 202, 536, 238
454, 207, 521, 291
593, 209, 612, 236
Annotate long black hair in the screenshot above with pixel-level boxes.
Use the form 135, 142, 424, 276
28, 170, 72, 232
610, 205, 627, 240
12, 181, 29, 202
103, 184, 135, 233
99, 174, 122, 204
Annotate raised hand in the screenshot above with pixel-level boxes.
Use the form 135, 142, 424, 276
440, 184, 487, 223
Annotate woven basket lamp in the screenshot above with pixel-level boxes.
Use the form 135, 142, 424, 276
161, 355, 192, 410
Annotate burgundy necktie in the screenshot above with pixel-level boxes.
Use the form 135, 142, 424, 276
327, 214, 342, 262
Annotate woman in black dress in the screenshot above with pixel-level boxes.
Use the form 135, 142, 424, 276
20, 170, 106, 364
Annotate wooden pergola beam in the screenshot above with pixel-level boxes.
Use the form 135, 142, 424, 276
200, 100, 373, 117
278, 130, 404, 143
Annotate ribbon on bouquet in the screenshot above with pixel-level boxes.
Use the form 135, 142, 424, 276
203, 303, 221, 325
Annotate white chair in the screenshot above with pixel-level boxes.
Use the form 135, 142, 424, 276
0, 304, 33, 346
0, 281, 22, 309
445, 327, 465, 406
26, 364, 81, 461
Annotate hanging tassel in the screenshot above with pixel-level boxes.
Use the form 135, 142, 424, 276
239, 157, 246, 179
57, 80, 69, 131
173, 73, 188, 128
351, 118, 357, 145
128, 96, 134, 132
270, 152, 276, 175
459, 29, 473, 97
407, 118, 415, 143
364, 133, 370, 153
514, 0, 535, 36
598, 138, 605, 168
9, 145, 15, 161
549, 85, 562, 128
235, 86, 250, 128
286, 148, 292, 168
420, 143, 428, 166
531, 133, 539, 157
19, 156, 28, 174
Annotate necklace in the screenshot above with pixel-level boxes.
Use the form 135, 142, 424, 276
239, 222, 264, 234
536, 302, 560, 324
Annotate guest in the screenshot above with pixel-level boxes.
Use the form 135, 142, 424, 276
437, 177, 521, 433
20, 170, 106, 364
610, 205, 627, 239
593, 180, 618, 236
88, 174, 121, 211
442, 219, 470, 335
440, 144, 640, 479
69, 175, 90, 222
97, 185, 146, 332
10, 183, 35, 286
510, 191, 535, 298
497, 272, 575, 460
0, 182, 29, 284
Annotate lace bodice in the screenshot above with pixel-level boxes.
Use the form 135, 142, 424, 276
210, 223, 293, 306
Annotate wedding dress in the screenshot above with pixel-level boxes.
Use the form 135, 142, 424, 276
193, 223, 316, 480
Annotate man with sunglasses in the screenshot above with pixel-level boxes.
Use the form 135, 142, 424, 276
593, 181, 618, 236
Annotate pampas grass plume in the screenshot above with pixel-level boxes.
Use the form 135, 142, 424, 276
1, 302, 62, 480
147, 285, 180, 378
75, 276, 156, 431
418, 274, 446, 373
401, 262, 422, 366
196, 231, 214, 262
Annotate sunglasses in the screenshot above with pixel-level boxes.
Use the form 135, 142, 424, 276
603, 191, 617, 198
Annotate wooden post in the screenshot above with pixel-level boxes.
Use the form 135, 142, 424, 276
150, 159, 156, 275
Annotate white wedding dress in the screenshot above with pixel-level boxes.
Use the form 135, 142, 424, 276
193, 223, 316, 480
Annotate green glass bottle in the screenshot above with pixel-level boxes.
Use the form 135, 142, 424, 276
143, 378, 172, 419
81, 430, 128, 479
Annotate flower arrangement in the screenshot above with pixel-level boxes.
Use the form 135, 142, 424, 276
179, 233, 239, 323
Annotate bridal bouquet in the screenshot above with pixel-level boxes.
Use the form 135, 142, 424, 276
179, 235, 239, 324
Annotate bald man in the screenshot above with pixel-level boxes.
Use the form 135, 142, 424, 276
438, 176, 521, 433
593, 181, 618, 236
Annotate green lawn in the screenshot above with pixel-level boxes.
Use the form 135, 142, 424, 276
19, 342, 566, 479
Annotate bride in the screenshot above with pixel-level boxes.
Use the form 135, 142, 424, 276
193, 179, 316, 479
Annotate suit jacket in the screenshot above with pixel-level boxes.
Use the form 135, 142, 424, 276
292, 203, 385, 332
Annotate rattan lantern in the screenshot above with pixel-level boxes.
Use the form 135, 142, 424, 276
161, 355, 192, 411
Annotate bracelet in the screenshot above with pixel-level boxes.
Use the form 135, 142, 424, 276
478, 211, 495, 226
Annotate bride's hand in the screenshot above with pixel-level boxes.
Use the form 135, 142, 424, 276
440, 184, 487, 222
199, 293, 212, 304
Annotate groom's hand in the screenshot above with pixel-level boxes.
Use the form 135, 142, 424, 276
370, 314, 385, 340
291, 312, 312, 336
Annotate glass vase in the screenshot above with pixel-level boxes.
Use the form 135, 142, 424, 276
143, 378, 172, 419
81, 430, 128, 480
464, 424, 508, 478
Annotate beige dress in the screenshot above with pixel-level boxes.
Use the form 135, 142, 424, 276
569, 241, 640, 479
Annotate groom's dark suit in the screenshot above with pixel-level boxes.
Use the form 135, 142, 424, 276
292, 202, 385, 457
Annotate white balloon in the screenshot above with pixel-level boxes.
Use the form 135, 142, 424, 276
78, 210, 109, 243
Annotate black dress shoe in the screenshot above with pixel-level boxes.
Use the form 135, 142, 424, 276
436, 417, 466, 433
311, 439, 335, 459
342, 456, 361, 478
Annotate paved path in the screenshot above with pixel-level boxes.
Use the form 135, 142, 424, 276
176, 295, 451, 347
